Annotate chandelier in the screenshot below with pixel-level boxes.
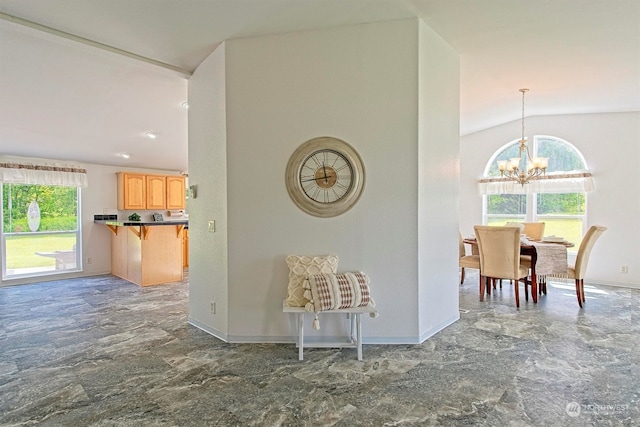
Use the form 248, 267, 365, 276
497, 88, 548, 185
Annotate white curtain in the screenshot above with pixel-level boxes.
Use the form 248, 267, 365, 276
478, 171, 594, 195
0, 155, 88, 187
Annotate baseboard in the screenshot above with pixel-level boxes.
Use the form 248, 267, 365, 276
418, 312, 461, 344
547, 277, 640, 290
188, 317, 229, 342
585, 280, 639, 290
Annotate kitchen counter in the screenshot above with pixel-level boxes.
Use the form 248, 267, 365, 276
94, 219, 188, 227
95, 219, 187, 286
94, 219, 187, 240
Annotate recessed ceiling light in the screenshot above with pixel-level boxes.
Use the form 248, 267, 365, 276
144, 132, 159, 139
118, 153, 131, 159
181, 101, 189, 109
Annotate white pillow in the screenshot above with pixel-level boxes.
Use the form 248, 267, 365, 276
284, 255, 339, 307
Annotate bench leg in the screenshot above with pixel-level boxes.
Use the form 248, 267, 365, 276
297, 313, 304, 361
356, 313, 363, 361
349, 313, 356, 342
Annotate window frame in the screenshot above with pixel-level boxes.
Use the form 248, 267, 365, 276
1, 183, 83, 280
482, 135, 588, 251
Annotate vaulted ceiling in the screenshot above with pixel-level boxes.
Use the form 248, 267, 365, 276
1, 0, 638, 171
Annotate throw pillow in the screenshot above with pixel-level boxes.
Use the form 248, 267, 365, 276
303, 271, 378, 329
303, 271, 374, 312
285, 255, 339, 307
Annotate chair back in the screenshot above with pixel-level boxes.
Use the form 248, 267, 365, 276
474, 226, 522, 280
574, 225, 607, 279
522, 222, 545, 241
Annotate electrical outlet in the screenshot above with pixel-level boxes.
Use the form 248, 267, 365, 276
87, 257, 93, 265
210, 301, 216, 314
621, 265, 628, 274
208, 220, 215, 232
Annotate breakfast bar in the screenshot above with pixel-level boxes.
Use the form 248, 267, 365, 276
95, 219, 187, 286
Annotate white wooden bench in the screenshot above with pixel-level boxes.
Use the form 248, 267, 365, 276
283, 301, 376, 361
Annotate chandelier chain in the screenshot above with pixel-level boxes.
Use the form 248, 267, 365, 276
521, 88, 527, 142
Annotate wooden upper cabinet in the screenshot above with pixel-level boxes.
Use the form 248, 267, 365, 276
146, 175, 167, 210
117, 172, 146, 210
117, 172, 185, 211
166, 175, 186, 210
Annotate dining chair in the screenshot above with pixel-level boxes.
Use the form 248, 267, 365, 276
512, 223, 545, 291
522, 222, 545, 241
459, 231, 480, 285
505, 221, 545, 241
568, 225, 607, 308
474, 225, 530, 308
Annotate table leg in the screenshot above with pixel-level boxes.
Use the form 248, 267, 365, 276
530, 250, 538, 303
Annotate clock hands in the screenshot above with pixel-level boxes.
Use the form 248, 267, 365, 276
301, 175, 332, 183
301, 163, 336, 184
300, 177, 320, 183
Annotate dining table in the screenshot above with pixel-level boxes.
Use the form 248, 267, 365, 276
463, 237, 573, 303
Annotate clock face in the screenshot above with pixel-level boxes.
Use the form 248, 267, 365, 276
285, 137, 365, 218
299, 149, 353, 204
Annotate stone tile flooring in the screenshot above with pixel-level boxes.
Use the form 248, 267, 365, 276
0, 273, 638, 426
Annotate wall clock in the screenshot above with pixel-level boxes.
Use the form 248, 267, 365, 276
285, 136, 365, 217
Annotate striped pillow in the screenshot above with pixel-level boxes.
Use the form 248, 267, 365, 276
303, 272, 374, 312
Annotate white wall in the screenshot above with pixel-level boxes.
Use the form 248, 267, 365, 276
460, 112, 640, 288
188, 18, 460, 344
417, 21, 460, 341
187, 42, 229, 338
1, 162, 182, 287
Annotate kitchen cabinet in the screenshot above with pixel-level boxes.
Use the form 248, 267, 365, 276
166, 175, 186, 210
117, 172, 146, 210
117, 172, 186, 210
146, 175, 167, 210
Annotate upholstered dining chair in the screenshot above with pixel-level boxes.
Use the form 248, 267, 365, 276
459, 231, 480, 285
510, 223, 545, 287
474, 225, 530, 308
522, 222, 546, 241
569, 225, 607, 308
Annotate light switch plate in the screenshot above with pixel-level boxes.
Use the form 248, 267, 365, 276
208, 220, 215, 232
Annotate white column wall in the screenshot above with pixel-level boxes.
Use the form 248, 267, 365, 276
224, 19, 420, 342
188, 43, 230, 338
417, 21, 461, 340
187, 18, 460, 343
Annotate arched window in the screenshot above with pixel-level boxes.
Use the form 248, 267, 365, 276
480, 136, 592, 252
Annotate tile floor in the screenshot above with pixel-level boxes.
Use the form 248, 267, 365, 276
0, 272, 638, 426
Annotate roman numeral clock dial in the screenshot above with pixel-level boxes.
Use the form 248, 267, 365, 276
285, 137, 365, 218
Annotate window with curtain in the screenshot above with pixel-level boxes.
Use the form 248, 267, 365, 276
480, 136, 591, 252
1, 156, 87, 280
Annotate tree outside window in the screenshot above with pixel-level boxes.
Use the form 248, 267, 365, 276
2, 183, 80, 278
